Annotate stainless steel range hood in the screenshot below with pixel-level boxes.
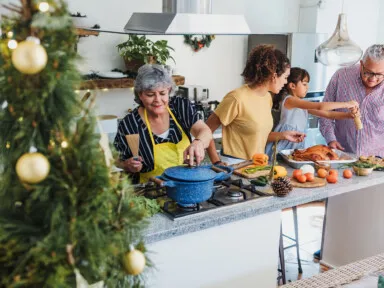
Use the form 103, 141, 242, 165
124, 0, 251, 35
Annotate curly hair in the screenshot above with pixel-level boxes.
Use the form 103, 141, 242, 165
242, 44, 290, 86
272, 67, 310, 110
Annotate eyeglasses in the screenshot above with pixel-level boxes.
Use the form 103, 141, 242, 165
361, 63, 384, 80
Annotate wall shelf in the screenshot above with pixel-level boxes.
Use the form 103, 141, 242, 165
75, 28, 100, 37
79, 75, 185, 90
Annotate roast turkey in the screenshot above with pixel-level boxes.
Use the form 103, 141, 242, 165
291, 145, 339, 161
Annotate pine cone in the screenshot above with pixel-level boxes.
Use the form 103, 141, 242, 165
271, 177, 293, 197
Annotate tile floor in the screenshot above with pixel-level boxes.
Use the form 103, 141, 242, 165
280, 201, 327, 285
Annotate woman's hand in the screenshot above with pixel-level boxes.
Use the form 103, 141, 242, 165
282, 131, 306, 143
121, 156, 143, 173
183, 139, 206, 166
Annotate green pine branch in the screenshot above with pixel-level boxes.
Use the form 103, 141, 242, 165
0, 1, 151, 287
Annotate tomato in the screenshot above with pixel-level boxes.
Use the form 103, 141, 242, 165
292, 169, 302, 179
326, 174, 338, 184
317, 168, 328, 178
329, 169, 338, 176
296, 174, 307, 183
305, 173, 315, 182
343, 169, 353, 179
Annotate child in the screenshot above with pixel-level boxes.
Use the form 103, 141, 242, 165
266, 67, 359, 157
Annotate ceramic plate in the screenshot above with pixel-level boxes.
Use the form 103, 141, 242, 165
96, 71, 126, 79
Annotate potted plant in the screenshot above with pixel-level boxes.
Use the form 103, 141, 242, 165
117, 35, 175, 72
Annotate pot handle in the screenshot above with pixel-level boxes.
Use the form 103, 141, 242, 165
149, 176, 176, 188
212, 165, 234, 182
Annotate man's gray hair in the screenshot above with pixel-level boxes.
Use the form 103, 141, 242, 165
362, 44, 384, 62
134, 64, 175, 106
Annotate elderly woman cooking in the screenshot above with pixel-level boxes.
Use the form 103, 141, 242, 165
114, 64, 212, 183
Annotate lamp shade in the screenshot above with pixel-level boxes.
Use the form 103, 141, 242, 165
316, 13, 362, 67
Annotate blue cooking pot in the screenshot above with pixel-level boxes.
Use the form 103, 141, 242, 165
154, 165, 233, 207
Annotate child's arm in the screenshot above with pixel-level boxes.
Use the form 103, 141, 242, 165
308, 109, 358, 120
285, 97, 358, 111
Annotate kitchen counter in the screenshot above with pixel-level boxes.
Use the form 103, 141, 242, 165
144, 167, 384, 244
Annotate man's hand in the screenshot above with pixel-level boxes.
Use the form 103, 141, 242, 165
328, 140, 344, 151
283, 131, 306, 143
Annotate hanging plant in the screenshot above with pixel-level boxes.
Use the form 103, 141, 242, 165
184, 35, 215, 52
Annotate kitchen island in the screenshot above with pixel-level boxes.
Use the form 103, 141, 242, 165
143, 168, 384, 288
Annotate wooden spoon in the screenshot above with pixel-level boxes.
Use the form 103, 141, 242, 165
125, 134, 140, 160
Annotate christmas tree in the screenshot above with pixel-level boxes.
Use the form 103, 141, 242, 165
0, 1, 152, 287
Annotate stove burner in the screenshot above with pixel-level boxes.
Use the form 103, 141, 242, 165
226, 190, 244, 198
177, 203, 200, 211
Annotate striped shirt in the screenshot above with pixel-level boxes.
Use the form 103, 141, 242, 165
319, 64, 384, 157
114, 96, 202, 172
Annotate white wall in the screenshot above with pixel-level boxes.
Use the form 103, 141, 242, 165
36, 0, 384, 117
68, 0, 249, 117
315, 0, 380, 51
378, 0, 384, 43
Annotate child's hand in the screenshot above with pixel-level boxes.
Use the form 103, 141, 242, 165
282, 131, 306, 143
346, 100, 359, 109
348, 107, 361, 119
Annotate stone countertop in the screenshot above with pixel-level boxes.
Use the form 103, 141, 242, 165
143, 167, 384, 244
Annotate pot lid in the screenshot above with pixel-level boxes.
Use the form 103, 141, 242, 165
163, 165, 217, 182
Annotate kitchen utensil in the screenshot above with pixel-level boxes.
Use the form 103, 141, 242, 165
290, 177, 327, 188
150, 165, 233, 207
354, 115, 363, 130
125, 134, 140, 161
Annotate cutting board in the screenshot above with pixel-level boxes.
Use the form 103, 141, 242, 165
234, 165, 271, 179
290, 177, 327, 188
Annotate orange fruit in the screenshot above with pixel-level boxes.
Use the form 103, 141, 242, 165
296, 174, 307, 183
305, 173, 315, 182
343, 169, 353, 179
292, 169, 302, 179
329, 169, 338, 176
317, 168, 328, 178
326, 174, 338, 184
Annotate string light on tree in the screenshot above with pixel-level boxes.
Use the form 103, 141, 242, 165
7, 31, 14, 38
16, 152, 50, 184
11, 36, 48, 74
8, 39, 18, 50
38, 2, 50, 12
61, 141, 69, 148
123, 245, 146, 276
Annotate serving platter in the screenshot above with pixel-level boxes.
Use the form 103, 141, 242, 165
279, 149, 357, 169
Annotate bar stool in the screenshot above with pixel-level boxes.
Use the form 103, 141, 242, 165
278, 206, 303, 285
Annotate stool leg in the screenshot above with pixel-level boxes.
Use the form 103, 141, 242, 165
279, 225, 287, 284
292, 206, 303, 274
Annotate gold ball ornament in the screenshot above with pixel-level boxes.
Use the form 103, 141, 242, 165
16, 152, 50, 184
11, 37, 48, 75
123, 248, 146, 275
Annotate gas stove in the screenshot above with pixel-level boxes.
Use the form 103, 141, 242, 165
136, 178, 272, 220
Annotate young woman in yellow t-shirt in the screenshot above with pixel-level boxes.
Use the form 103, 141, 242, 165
206, 45, 305, 165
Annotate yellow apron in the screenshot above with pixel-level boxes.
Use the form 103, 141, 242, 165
140, 106, 191, 183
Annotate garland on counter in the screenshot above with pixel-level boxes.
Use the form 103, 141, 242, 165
184, 35, 215, 52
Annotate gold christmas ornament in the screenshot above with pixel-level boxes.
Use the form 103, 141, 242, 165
16, 152, 50, 184
11, 37, 48, 75
123, 247, 146, 275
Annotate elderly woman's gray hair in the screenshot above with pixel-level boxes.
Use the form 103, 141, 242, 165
133, 64, 176, 106
362, 44, 384, 62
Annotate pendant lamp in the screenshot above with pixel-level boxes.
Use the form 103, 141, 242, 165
316, 12, 362, 66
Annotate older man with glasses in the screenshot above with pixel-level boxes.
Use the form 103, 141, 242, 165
320, 44, 384, 157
